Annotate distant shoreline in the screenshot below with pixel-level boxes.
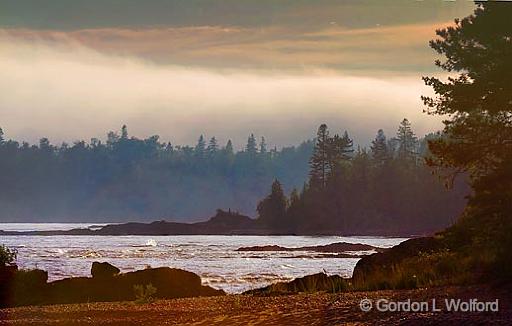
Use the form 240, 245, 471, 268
0, 220, 425, 238
0, 210, 431, 238
0, 227, 420, 238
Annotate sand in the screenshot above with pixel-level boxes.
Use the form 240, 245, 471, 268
1, 285, 510, 325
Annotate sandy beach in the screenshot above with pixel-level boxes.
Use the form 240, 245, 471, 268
1, 284, 510, 325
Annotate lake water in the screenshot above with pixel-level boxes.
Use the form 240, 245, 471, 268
0, 223, 407, 293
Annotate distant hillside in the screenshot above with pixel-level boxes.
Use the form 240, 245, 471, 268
0, 126, 313, 222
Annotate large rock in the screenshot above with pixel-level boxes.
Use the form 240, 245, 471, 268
0, 267, 48, 307
46, 266, 225, 304
352, 237, 444, 283
1, 264, 224, 307
0, 266, 18, 306
91, 261, 120, 279
0, 265, 18, 282
245, 272, 348, 295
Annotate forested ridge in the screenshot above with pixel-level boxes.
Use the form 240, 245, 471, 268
0, 119, 467, 232
0, 127, 312, 222
256, 119, 468, 235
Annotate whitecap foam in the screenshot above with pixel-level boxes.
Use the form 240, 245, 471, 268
146, 239, 157, 247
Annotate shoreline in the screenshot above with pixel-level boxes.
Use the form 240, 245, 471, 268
0, 225, 424, 238
0, 211, 437, 238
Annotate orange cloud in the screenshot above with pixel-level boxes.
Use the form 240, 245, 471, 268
1, 20, 453, 74
0, 29, 444, 147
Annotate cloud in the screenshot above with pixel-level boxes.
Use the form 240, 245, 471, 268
0, 30, 442, 148
0, 0, 474, 31
3, 21, 449, 73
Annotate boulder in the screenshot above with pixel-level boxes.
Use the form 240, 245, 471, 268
91, 261, 120, 279
352, 237, 443, 282
245, 272, 348, 295
116, 267, 205, 299
46, 265, 225, 305
0, 266, 18, 306
0, 267, 48, 307
0, 265, 18, 282
3, 263, 225, 307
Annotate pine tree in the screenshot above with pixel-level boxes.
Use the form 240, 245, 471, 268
259, 136, 267, 154
396, 119, 418, 163
309, 124, 330, 189
224, 139, 234, 155
371, 129, 389, 165
422, 2, 512, 181
194, 135, 206, 159
332, 131, 354, 160
246, 134, 257, 155
420, 3, 512, 273
121, 125, 128, 140
0, 127, 4, 144
207, 137, 218, 157
285, 188, 301, 228
257, 179, 287, 229
326, 131, 353, 176
289, 188, 300, 206
39, 138, 52, 152
340, 131, 354, 160
106, 131, 119, 149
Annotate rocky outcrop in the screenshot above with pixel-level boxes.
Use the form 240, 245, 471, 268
237, 242, 382, 253
47, 266, 224, 304
0, 263, 224, 307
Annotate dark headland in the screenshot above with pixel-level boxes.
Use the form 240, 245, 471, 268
0, 209, 421, 237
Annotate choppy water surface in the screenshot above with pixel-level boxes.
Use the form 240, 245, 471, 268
0, 223, 406, 293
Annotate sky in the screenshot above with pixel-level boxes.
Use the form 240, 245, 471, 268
0, 0, 475, 148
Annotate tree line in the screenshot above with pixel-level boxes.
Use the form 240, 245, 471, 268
256, 119, 469, 235
0, 126, 312, 222
0, 119, 468, 232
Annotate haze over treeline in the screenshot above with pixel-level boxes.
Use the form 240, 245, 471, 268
0, 125, 312, 222
0, 0, 473, 147
0, 120, 467, 229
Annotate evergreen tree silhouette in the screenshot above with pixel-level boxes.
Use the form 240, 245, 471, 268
309, 124, 330, 189
396, 119, 418, 163
371, 129, 389, 165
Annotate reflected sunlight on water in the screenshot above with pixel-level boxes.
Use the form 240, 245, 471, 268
0, 223, 406, 293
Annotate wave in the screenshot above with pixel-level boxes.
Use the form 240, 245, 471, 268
130, 239, 158, 247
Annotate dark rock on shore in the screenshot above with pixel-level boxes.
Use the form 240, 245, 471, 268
0, 263, 224, 307
352, 237, 443, 283
245, 237, 442, 296
0, 266, 49, 307
0, 265, 18, 282
91, 261, 120, 278
237, 242, 383, 253
245, 272, 348, 295
47, 266, 224, 304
